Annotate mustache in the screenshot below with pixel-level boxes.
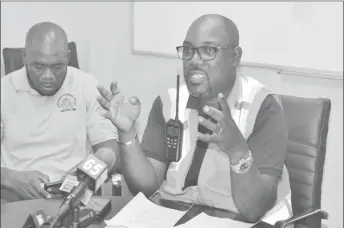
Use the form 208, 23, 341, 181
187, 69, 207, 76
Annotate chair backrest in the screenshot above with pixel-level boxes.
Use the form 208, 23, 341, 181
2, 41, 79, 75
280, 95, 331, 228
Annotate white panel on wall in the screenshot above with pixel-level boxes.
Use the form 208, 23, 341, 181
132, 2, 343, 76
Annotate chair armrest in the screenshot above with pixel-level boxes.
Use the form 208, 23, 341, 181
273, 208, 328, 228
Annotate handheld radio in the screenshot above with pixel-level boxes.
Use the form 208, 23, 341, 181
166, 74, 184, 162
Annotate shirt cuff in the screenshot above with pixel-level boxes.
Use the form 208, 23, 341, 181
88, 132, 118, 146
143, 148, 168, 164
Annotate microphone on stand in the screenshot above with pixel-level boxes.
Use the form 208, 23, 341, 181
22, 209, 53, 228
48, 154, 108, 228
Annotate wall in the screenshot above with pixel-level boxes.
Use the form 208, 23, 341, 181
1, 2, 95, 73
1, 2, 343, 228
132, 2, 343, 74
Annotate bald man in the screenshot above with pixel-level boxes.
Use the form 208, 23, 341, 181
1, 22, 119, 202
97, 14, 291, 223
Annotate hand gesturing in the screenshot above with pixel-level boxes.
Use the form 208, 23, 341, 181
97, 82, 141, 133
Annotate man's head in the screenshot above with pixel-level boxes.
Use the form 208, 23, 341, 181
22, 22, 71, 96
178, 14, 242, 106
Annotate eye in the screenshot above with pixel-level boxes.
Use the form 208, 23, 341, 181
52, 64, 64, 71
183, 47, 193, 54
33, 64, 44, 70
204, 47, 216, 54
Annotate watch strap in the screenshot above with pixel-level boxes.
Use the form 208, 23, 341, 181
230, 150, 253, 174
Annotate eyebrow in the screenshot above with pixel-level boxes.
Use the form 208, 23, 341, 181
183, 40, 218, 47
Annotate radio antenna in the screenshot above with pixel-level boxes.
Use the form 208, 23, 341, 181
175, 74, 180, 121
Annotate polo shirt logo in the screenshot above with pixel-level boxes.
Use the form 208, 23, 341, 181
57, 93, 77, 112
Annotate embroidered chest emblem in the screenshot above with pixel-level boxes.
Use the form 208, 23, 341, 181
57, 93, 77, 112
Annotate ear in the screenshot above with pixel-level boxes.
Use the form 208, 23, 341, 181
66, 50, 71, 65
232, 46, 242, 68
21, 48, 27, 65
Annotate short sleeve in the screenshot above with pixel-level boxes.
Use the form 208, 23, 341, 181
141, 96, 167, 164
248, 95, 288, 177
85, 75, 118, 146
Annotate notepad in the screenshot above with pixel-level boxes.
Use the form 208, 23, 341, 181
104, 192, 187, 228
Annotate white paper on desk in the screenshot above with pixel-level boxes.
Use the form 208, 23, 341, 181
260, 192, 292, 225
104, 192, 187, 228
175, 212, 254, 228
260, 202, 291, 225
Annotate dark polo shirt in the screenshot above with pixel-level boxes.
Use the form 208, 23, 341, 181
141, 94, 288, 177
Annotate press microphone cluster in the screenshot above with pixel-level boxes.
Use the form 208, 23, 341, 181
48, 154, 109, 228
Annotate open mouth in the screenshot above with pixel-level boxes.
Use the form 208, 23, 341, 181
188, 71, 207, 84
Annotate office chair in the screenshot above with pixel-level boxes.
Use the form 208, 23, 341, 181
187, 95, 331, 228
2, 41, 79, 74
269, 95, 331, 228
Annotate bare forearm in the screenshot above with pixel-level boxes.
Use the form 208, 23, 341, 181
93, 139, 120, 174
94, 148, 117, 174
120, 138, 161, 197
230, 161, 276, 222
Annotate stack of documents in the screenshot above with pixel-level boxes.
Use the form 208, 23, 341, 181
104, 192, 256, 228
104, 192, 186, 228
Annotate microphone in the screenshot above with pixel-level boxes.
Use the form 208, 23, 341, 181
22, 209, 52, 228
49, 154, 108, 228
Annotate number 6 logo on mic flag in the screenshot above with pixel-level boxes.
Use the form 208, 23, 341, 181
77, 154, 108, 192
83, 159, 104, 176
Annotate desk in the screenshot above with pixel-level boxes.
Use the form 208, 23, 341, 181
1, 196, 130, 228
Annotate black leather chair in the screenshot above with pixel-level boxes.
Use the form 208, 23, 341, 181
2, 41, 79, 74
271, 95, 331, 228
154, 94, 332, 228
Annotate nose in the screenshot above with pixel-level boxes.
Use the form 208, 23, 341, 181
189, 49, 203, 66
41, 68, 54, 80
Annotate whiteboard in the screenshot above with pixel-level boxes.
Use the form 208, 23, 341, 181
132, 2, 343, 74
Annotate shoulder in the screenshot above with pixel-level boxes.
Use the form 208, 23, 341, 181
1, 69, 23, 95
148, 96, 165, 126
258, 94, 284, 116
254, 94, 288, 136
67, 67, 99, 89
1, 74, 12, 91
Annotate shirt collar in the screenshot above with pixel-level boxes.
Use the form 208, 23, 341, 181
12, 66, 74, 95
186, 74, 243, 112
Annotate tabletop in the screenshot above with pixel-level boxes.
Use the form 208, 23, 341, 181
0, 196, 130, 228
1, 195, 276, 228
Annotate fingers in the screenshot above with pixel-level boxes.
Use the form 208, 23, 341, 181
97, 96, 110, 111
35, 171, 50, 184
198, 116, 218, 132
25, 179, 50, 199
97, 84, 113, 102
33, 172, 52, 199
100, 109, 112, 120
203, 106, 223, 122
128, 96, 141, 106
218, 93, 231, 116
110, 81, 121, 95
20, 189, 40, 200
197, 132, 217, 143
33, 181, 52, 199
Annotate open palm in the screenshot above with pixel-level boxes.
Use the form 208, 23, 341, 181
97, 82, 141, 133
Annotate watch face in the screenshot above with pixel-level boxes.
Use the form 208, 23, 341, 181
239, 161, 250, 172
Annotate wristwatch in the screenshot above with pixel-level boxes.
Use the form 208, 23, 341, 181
230, 150, 253, 174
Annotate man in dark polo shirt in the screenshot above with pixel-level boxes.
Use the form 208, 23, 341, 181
97, 14, 290, 223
